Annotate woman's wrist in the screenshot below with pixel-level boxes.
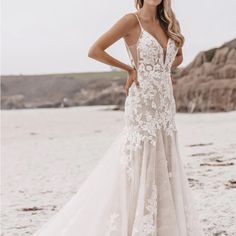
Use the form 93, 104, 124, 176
126, 65, 135, 74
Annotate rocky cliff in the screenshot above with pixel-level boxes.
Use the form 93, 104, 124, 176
172, 38, 236, 112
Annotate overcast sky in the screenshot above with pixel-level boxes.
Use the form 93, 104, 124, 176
2, 0, 236, 75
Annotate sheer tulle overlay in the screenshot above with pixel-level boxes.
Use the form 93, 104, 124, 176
33, 13, 204, 236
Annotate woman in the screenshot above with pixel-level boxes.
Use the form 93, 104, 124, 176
33, 0, 205, 235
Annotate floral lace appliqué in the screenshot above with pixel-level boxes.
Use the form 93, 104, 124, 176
133, 183, 158, 236
122, 27, 179, 179
104, 212, 119, 236
124, 31, 178, 150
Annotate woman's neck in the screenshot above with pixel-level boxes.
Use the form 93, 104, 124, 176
139, 4, 157, 22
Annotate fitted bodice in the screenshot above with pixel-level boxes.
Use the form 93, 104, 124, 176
124, 15, 179, 78
123, 13, 179, 152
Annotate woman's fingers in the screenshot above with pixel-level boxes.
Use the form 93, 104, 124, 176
133, 77, 140, 87
125, 79, 133, 96
125, 67, 139, 96
125, 86, 129, 96
132, 68, 139, 87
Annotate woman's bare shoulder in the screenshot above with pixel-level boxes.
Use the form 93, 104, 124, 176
110, 12, 139, 37
119, 12, 139, 27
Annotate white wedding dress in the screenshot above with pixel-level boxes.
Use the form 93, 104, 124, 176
33, 13, 205, 236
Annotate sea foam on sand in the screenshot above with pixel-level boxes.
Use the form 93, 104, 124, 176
1, 106, 236, 236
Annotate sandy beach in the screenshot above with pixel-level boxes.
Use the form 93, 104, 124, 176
1, 106, 236, 236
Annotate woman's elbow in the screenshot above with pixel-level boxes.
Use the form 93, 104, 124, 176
88, 46, 100, 59
88, 47, 96, 58
177, 55, 183, 67
172, 55, 183, 69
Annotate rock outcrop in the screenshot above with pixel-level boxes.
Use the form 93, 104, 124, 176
1, 72, 127, 109
172, 38, 236, 112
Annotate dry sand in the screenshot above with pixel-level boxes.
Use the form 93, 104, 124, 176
1, 106, 236, 236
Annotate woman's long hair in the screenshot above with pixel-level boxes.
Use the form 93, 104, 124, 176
135, 0, 185, 47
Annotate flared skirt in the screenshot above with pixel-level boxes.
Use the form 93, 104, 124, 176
33, 127, 204, 236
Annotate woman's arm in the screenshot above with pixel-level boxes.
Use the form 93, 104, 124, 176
171, 47, 183, 68
88, 14, 139, 96
88, 14, 134, 73
171, 48, 183, 85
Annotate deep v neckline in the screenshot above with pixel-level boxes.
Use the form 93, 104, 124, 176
134, 13, 170, 66
143, 30, 170, 65
143, 29, 170, 52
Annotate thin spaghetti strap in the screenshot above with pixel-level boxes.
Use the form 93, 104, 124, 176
132, 13, 143, 31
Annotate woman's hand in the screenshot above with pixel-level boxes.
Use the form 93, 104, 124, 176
125, 67, 139, 96
171, 48, 183, 68
171, 76, 177, 85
